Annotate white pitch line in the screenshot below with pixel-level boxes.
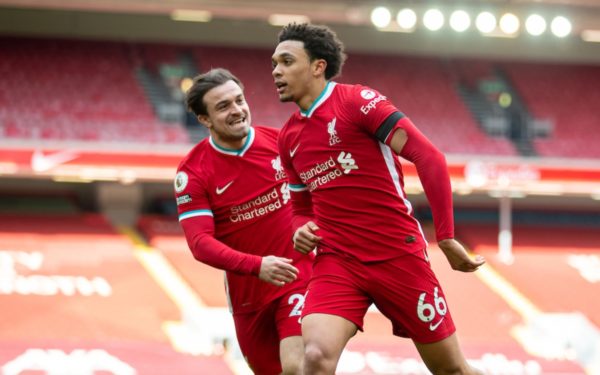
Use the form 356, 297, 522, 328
120, 227, 206, 311
474, 263, 542, 321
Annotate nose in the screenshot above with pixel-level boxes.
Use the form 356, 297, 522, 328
231, 103, 242, 113
272, 63, 281, 78
230, 101, 244, 115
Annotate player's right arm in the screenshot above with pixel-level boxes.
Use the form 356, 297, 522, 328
175, 164, 298, 286
179, 216, 298, 286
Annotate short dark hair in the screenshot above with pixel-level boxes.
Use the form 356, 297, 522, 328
185, 68, 244, 116
278, 23, 346, 80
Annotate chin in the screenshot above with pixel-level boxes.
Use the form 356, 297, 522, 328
278, 93, 293, 103
238, 125, 251, 136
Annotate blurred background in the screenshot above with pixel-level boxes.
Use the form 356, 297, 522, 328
0, 0, 599, 374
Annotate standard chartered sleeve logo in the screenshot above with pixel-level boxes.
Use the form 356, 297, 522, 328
337, 151, 358, 174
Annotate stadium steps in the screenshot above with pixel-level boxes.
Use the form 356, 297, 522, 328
134, 67, 185, 123
456, 223, 600, 373
119, 226, 252, 375
456, 84, 510, 136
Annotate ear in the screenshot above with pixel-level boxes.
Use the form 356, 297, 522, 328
198, 114, 212, 129
312, 59, 327, 78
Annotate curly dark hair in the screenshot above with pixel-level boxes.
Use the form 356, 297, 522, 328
278, 23, 346, 80
185, 68, 244, 116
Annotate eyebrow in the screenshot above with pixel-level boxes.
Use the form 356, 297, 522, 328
215, 99, 230, 108
273, 52, 295, 60
215, 94, 243, 108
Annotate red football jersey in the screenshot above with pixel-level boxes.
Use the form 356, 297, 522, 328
278, 82, 430, 262
176, 126, 306, 313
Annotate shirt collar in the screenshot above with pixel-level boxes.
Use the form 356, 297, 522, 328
209, 127, 255, 156
300, 81, 337, 118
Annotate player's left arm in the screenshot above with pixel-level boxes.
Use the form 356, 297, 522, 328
383, 115, 485, 272
348, 84, 483, 271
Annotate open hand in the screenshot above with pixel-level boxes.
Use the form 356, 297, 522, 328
437, 238, 485, 272
258, 255, 299, 286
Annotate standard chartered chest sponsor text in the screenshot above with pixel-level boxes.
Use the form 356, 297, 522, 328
229, 186, 288, 223
299, 156, 344, 192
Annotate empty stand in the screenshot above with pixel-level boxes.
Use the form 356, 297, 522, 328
192, 46, 297, 129
2, 37, 597, 159
0, 38, 189, 144
137, 215, 229, 308
0, 213, 233, 374
134, 43, 185, 75
190, 47, 517, 155
457, 222, 600, 328
339, 54, 516, 156
450, 59, 498, 91
503, 62, 600, 159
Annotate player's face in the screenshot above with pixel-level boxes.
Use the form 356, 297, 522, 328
199, 80, 251, 149
271, 40, 315, 104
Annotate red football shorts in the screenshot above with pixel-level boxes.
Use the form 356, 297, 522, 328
302, 249, 456, 344
233, 269, 309, 374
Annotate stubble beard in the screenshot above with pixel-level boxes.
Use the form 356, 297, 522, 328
278, 93, 293, 103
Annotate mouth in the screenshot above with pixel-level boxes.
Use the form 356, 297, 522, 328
229, 117, 247, 127
275, 81, 287, 94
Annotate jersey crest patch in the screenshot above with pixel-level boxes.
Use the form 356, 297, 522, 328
271, 156, 287, 181
174, 171, 188, 193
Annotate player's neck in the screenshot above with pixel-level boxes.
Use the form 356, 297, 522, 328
210, 134, 247, 151
297, 79, 328, 112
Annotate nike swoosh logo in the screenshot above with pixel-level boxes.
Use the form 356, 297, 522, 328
216, 181, 234, 195
31, 150, 79, 172
289, 144, 300, 158
429, 317, 444, 331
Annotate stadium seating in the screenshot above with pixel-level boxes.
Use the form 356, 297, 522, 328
0, 212, 235, 374
450, 59, 498, 90
192, 45, 297, 129
137, 215, 229, 308
0, 38, 189, 143
134, 42, 184, 74
340, 54, 517, 156
2, 37, 599, 159
456, 221, 600, 328
503, 62, 600, 158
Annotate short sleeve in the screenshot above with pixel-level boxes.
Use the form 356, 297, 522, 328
345, 85, 399, 136
174, 165, 213, 222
